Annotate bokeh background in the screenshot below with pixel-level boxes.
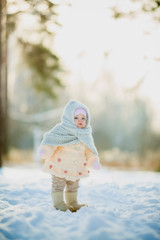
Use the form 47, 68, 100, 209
1, 0, 160, 171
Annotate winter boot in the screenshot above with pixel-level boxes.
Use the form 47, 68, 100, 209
65, 191, 87, 212
51, 192, 73, 211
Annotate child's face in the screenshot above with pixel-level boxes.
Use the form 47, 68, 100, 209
74, 114, 87, 128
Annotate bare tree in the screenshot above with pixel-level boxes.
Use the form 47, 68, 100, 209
7, 0, 65, 99
0, 0, 7, 167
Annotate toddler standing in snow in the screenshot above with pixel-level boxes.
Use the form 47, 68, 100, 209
38, 100, 101, 212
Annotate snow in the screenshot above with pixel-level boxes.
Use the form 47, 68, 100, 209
0, 166, 160, 240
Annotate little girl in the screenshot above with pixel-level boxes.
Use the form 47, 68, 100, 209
38, 100, 101, 212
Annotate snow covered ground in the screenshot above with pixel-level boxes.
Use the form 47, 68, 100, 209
0, 166, 160, 240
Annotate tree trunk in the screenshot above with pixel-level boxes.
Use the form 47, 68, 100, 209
0, 0, 7, 167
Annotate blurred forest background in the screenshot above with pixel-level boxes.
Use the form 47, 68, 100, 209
0, 0, 160, 171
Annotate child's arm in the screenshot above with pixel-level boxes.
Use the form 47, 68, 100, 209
85, 147, 101, 170
38, 145, 57, 159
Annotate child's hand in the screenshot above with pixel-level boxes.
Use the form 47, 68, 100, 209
39, 148, 46, 158
92, 160, 101, 170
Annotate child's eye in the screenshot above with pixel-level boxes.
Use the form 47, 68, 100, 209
82, 118, 85, 120
74, 117, 78, 119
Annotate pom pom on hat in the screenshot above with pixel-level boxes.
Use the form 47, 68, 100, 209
74, 108, 87, 119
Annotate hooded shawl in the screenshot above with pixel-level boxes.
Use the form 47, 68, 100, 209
41, 100, 98, 155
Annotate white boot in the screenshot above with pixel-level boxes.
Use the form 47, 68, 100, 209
51, 192, 72, 211
65, 191, 87, 212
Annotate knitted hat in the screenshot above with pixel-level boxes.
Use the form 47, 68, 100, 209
74, 108, 87, 119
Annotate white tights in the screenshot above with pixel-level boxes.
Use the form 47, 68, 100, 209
51, 175, 79, 192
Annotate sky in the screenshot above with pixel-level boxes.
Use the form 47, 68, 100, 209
53, 0, 160, 131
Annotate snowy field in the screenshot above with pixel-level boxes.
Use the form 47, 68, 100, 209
0, 166, 160, 240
